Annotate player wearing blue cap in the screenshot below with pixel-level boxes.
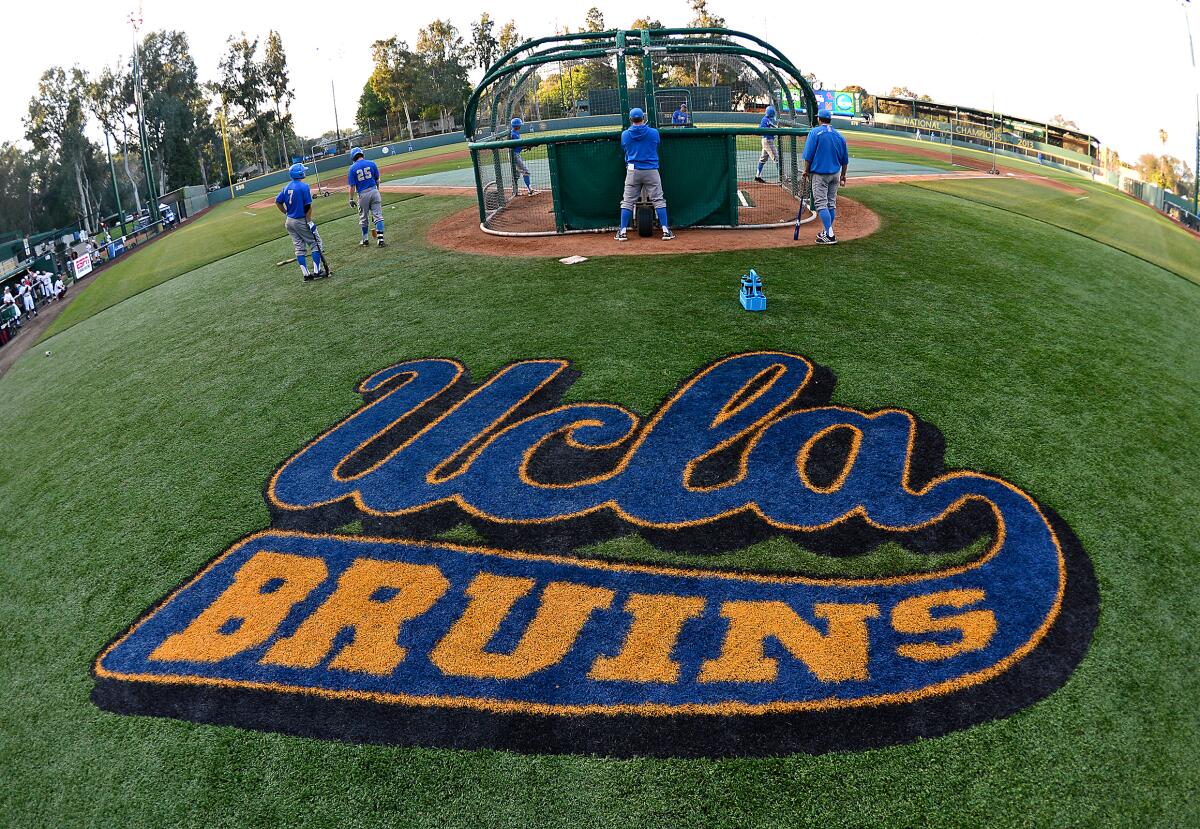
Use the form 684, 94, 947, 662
347, 147, 385, 247
276, 163, 327, 281
510, 118, 536, 196
754, 105, 780, 183
802, 107, 850, 244
615, 108, 673, 242
671, 102, 690, 126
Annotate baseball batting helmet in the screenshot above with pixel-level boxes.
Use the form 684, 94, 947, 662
765, 105, 776, 118
351, 146, 364, 160
511, 117, 523, 129
289, 162, 307, 180
629, 107, 645, 121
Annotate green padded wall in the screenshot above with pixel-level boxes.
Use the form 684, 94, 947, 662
554, 133, 737, 231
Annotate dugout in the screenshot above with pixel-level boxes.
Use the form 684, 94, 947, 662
464, 28, 819, 235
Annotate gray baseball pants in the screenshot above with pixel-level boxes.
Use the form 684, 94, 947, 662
810, 172, 841, 211
620, 167, 666, 210
357, 187, 383, 230
285, 217, 323, 257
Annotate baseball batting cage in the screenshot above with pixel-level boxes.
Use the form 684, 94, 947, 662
465, 28, 819, 236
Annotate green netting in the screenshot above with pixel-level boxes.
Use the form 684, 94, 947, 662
658, 134, 737, 226
587, 86, 732, 117
554, 134, 737, 231
553, 140, 626, 230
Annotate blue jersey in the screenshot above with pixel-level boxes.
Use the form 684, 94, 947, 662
510, 129, 523, 155
276, 180, 312, 220
760, 114, 777, 142
672, 109, 688, 125
621, 123, 661, 170
802, 123, 850, 174
348, 159, 381, 193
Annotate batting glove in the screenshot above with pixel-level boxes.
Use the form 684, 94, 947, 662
308, 222, 318, 234
350, 200, 357, 209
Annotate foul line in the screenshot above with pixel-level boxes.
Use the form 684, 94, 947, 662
902, 182, 1199, 288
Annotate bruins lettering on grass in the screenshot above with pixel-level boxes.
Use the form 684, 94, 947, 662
92, 353, 1097, 757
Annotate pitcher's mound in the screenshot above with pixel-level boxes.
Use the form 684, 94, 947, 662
426, 196, 879, 257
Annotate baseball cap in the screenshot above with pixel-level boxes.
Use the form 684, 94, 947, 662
629, 107, 645, 121
817, 107, 833, 120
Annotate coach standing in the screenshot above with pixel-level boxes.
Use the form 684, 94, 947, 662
615, 108, 674, 242
802, 107, 849, 244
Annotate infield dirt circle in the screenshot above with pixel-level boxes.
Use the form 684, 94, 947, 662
427, 194, 880, 257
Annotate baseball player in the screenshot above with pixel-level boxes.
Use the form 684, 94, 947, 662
671, 102, 690, 126
347, 147, 385, 247
615, 108, 673, 242
754, 105, 780, 183
18, 278, 36, 317
510, 118, 536, 196
801, 107, 850, 244
275, 163, 327, 281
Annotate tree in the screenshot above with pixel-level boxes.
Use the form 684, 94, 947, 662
1049, 114, 1079, 130
262, 30, 296, 168
416, 19, 471, 126
1136, 153, 1193, 195
190, 90, 223, 190
137, 30, 206, 193
218, 34, 270, 174
686, 0, 726, 87
0, 143, 37, 233
25, 66, 102, 230
585, 7, 606, 32
369, 38, 426, 140
470, 13, 499, 71
888, 86, 932, 102
842, 84, 874, 114
87, 63, 143, 215
356, 82, 388, 134
628, 18, 667, 89
497, 20, 523, 54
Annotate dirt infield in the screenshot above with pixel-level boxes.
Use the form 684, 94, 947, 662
377, 148, 471, 176
427, 195, 879, 258
247, 148, 473, 209
846, 137, 1088, 195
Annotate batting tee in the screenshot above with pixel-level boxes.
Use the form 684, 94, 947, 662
465, 28, 820, 235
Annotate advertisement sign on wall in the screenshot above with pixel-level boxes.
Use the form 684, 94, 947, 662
784, 89, 860, 116
72, 253, 93, 279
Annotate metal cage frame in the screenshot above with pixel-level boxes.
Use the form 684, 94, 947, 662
465, 28, 820, 236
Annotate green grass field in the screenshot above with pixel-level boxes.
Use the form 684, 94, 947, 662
1, 132, 1198, 826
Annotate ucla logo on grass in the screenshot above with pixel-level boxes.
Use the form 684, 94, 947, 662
92, 353, 1097, 757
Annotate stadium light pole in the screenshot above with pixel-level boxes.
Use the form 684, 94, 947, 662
990, 93, 999, 175
129, 6, 159, 223
315, 47, 345, 151
1183, 0, 1198, 223
103, 132, 124, 235
218, 107, 235, 193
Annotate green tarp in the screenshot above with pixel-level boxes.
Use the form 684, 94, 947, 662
554, 133, 737, 230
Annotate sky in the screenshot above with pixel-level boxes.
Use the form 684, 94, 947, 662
1, 0, 1197, 167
